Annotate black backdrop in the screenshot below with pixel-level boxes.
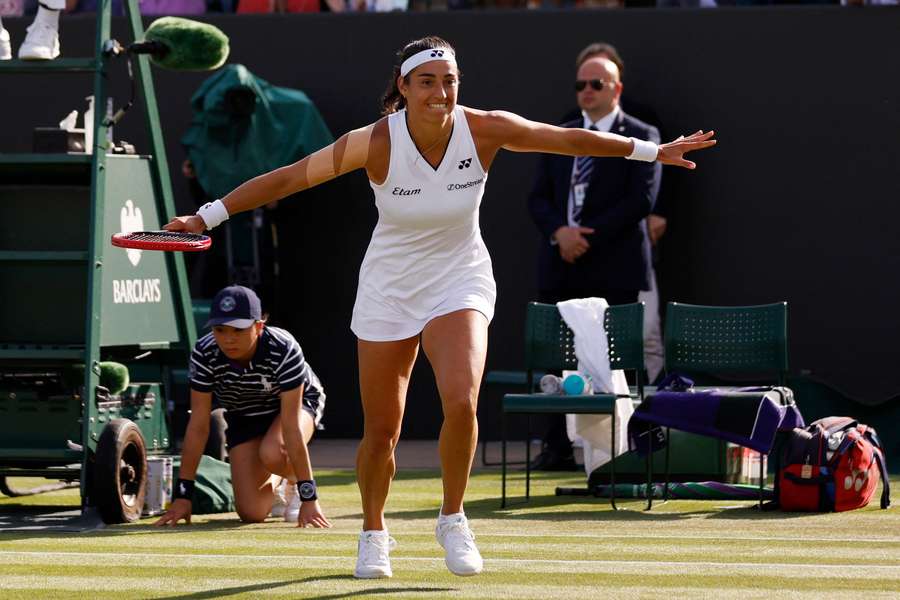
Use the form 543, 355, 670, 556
2, 7, 899, 438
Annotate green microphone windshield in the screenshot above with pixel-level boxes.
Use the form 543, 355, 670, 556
133, 17, 229, 71
99, 362, 131, 395
66, 362, 131, 395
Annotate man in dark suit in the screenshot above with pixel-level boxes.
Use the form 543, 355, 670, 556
528, 54, 661, 470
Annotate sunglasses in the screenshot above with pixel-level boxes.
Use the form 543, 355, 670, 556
574, 79, 611, 92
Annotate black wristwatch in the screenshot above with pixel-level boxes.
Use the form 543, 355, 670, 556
297, 479, 318, 502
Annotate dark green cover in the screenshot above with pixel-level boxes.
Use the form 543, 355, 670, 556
182, 63, 334, 200
174, 455, 235, 514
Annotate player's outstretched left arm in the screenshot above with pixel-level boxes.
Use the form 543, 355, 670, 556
473, 109, 716, 169
164, 124, 377, 234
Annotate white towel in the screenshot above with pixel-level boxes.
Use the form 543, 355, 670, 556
557, 298, 634, 475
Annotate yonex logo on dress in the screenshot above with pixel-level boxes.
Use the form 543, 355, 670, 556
392, 187, 421, 196
447, 178, 484, 191
219, 296, 236, 312
458, 158, 472, 169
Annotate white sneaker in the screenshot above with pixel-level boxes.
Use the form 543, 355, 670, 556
0, 29, 11, 61
269, 480, 286, 518
283, 481, 300, 523
354, 530, 396, 579
435, 513, 483, 576
18, 22, 60, 60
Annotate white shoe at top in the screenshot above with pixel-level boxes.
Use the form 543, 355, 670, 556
283, 481, 300, 524
269, 479, 287, 519
435, 513, 484, 576
354, 530, 397, 579
18, 22, 59, 61
0, 29, 11, 61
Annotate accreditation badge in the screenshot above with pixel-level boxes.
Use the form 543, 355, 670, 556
573, 182, 588, 211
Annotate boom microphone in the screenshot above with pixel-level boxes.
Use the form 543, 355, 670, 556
129, 17, 229, 71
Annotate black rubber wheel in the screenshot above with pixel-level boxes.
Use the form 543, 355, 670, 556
93, 418, 147, 524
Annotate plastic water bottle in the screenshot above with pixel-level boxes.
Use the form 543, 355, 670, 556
539, 374, 563, 394
563, 373, 591, 395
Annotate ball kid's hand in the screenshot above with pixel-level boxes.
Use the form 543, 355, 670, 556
297, 500, 332, 529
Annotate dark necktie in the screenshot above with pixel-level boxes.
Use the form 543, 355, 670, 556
570, 125, 597, 224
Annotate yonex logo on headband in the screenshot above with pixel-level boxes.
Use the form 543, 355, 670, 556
400, 47, 456, 77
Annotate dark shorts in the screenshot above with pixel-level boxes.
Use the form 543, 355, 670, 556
223, 397, 325, 449
224, 411, 278, 449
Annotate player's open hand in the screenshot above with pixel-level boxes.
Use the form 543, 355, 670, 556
657, 130, 717, 169
163, 215, 206, 234
154, 498, 192, 527
297, 500, 332, 529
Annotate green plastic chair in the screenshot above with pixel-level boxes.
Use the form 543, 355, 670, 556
501, 301, 645, 509
646, 301, 789, 509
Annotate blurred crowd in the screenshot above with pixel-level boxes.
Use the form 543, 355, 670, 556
0, 0, 894, 17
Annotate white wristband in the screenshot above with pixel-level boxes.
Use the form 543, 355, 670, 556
626, 138, 659, 162
196, 199, 229, 230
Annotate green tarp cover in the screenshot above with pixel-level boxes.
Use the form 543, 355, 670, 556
173, 454, 235, 514
182, 63, 334, 200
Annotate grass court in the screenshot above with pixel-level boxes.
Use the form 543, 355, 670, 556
1, 470, 898, 599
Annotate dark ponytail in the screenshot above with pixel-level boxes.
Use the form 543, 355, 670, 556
380, 36, 456, 116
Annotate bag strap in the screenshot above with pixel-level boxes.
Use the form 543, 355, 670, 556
856, 427, 890, 509
869, 447, 891, 509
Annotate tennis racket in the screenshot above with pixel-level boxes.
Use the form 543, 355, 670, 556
111, 231, 211, 252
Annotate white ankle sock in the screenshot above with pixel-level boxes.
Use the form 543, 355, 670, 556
362, 529, 388, 537
34, 6, 61, 29
438, 511, 464, 524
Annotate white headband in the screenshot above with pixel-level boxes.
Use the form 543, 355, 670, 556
400, 48, 456, 78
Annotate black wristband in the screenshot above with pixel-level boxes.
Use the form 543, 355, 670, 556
297, 479, 317, 501
173, 478, 195, 501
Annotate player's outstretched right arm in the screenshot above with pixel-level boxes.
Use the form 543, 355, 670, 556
154, 390, 212, 526
164, 122, 380, 234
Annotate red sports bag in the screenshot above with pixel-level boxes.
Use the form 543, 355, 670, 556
775, 417, 890, 512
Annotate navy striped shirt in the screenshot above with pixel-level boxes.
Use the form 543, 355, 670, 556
189, 326, 322, 418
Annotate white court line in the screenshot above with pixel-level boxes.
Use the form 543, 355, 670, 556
127, 530, 900, 545
476, 532, 900, 544
1, 551, 898, 571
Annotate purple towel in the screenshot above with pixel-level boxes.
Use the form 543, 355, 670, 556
628, 386, 804, 455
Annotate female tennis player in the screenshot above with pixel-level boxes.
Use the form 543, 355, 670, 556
165, 36, 715, 578
154, 285, 330, 529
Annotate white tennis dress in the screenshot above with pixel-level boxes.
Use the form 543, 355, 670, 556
351, 105, 496, 341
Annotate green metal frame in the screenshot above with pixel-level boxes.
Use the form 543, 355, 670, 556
500, 301, 645, 510
0, 0, 196, 512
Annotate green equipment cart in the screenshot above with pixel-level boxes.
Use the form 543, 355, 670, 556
0, 0, 195, 523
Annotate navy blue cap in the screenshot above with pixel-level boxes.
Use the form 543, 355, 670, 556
206, 285, 262, 328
